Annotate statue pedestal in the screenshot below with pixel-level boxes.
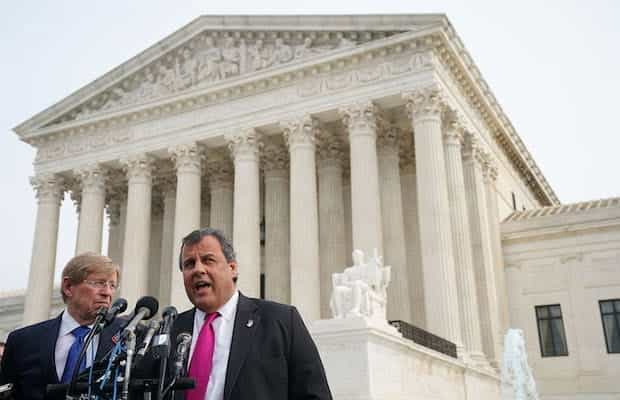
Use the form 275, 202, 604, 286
311, 316, 501, 400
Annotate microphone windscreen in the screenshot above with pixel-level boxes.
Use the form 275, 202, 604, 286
162, 305, 178, 318
135, 296, 159, 319
113, 297, 128, 313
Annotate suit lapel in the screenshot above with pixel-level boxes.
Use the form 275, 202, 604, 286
42, 314, 63, 384
223, 293, 259, 400
96, 319, 121, 360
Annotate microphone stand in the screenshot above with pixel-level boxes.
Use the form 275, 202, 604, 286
66, 308, 107, 399
121, 330, 137, 400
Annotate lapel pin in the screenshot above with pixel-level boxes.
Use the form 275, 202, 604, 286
246, 319, 254, 328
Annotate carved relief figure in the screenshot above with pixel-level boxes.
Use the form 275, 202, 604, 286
175, 47, 198, 90
294, 37, 315, 59
220, 37, 240, 78
268, 38, 293, 67
248, 39, 268, 72
157, 63, 176, 93
197, 37, 222, 82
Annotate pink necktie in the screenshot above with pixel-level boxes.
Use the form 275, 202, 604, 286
187, 312, 220, 400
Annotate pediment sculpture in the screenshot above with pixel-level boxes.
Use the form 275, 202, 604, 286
330, 249, 391, 320
52, 31, 381, 125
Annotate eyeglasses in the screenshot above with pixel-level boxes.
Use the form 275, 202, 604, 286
83, 280, 119, 291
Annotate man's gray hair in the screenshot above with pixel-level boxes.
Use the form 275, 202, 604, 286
178, 227, 237, 269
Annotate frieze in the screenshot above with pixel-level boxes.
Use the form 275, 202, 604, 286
35, 127, 132, 163
48, 32, 399, 126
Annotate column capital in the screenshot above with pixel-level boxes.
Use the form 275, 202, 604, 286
338, 101, 378, 136
262, 141, 289, 172
483, 153, 499, 183
106, 189, 123, 226
227, 129, 261, 161
158, 175, 177, 196
441, 108, 466, 147
120, 154, 154, 182
169, 142, 204, 173
376, 120, 401, 155
462, 134, 486, 167
75, 164, 107, 196
206, 151, 234, 190
403, 85, 447, 121
317, 128, 344, 165
281, 115, 317, 149
30, 174, 64, 205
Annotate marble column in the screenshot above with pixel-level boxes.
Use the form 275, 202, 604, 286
23, 174, 64, 325
262, 141, 290, 304
206, 152, 234, 239
342, 153, 353, 266
200, 178, 211, 229
399, 143, 426, 327
483, 155, 511, 338
118, 193, 127, 266
442, 116, 484, 359
403, 87, 462, 345
75, 165, 106, 254
282, 116, 321, 321
169, 143, 203, 309
120, 155, 153, 308
148, 192, 164, 298
106, 189, 123, 263
159, 177, 176, 308
339, 101, 383, 258
376, 120, 411, 321
462, 135, 502, 366
317, 131, 347, 318
228, 130, 261, 298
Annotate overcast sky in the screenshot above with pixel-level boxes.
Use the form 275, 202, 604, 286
0, 0, 618, 292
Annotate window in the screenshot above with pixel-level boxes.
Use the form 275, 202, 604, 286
535, 304, 568, 357
600, 299, 620, 353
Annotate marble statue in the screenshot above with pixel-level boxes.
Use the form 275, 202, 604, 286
330, 249, 391, 320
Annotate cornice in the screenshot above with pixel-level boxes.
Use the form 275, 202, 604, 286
431, 21, 558, 206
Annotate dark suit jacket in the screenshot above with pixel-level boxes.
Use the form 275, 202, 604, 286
170, 293, 332, 400
0, 313, 123, 400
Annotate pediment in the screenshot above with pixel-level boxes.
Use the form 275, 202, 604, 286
16, 15, 446, 134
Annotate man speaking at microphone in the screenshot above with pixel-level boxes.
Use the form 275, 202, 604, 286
170, 228, 332, 400
0, 253, 123, 399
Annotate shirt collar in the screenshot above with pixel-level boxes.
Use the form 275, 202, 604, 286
60, 309, 95, 337
195, 290, 239, 322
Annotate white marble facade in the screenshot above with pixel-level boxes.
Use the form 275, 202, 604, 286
10, 14, 603, 399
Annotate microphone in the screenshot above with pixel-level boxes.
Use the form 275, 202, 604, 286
136, 319, 160, 357
152, 306, 178, 359
104, 297, 128, 325
123, 296, 159, 335
172, 332, 192, 378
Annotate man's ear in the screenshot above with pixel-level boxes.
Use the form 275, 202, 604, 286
61, 277, 73, 299
229, 261, 238, 279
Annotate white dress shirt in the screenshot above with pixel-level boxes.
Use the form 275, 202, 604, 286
54, 309, 99, 381
188, 290, 239, 400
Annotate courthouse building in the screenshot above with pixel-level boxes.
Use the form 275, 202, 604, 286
1, 15, 618, 399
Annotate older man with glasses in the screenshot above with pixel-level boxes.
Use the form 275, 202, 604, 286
0, 252, 124, 399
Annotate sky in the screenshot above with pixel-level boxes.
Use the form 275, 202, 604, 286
0, 0, 618, 292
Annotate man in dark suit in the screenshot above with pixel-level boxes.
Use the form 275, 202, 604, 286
0, 253, 123, 400
170, 228, 332, 400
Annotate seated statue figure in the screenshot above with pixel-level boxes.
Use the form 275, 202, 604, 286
330, 249, 391, 320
